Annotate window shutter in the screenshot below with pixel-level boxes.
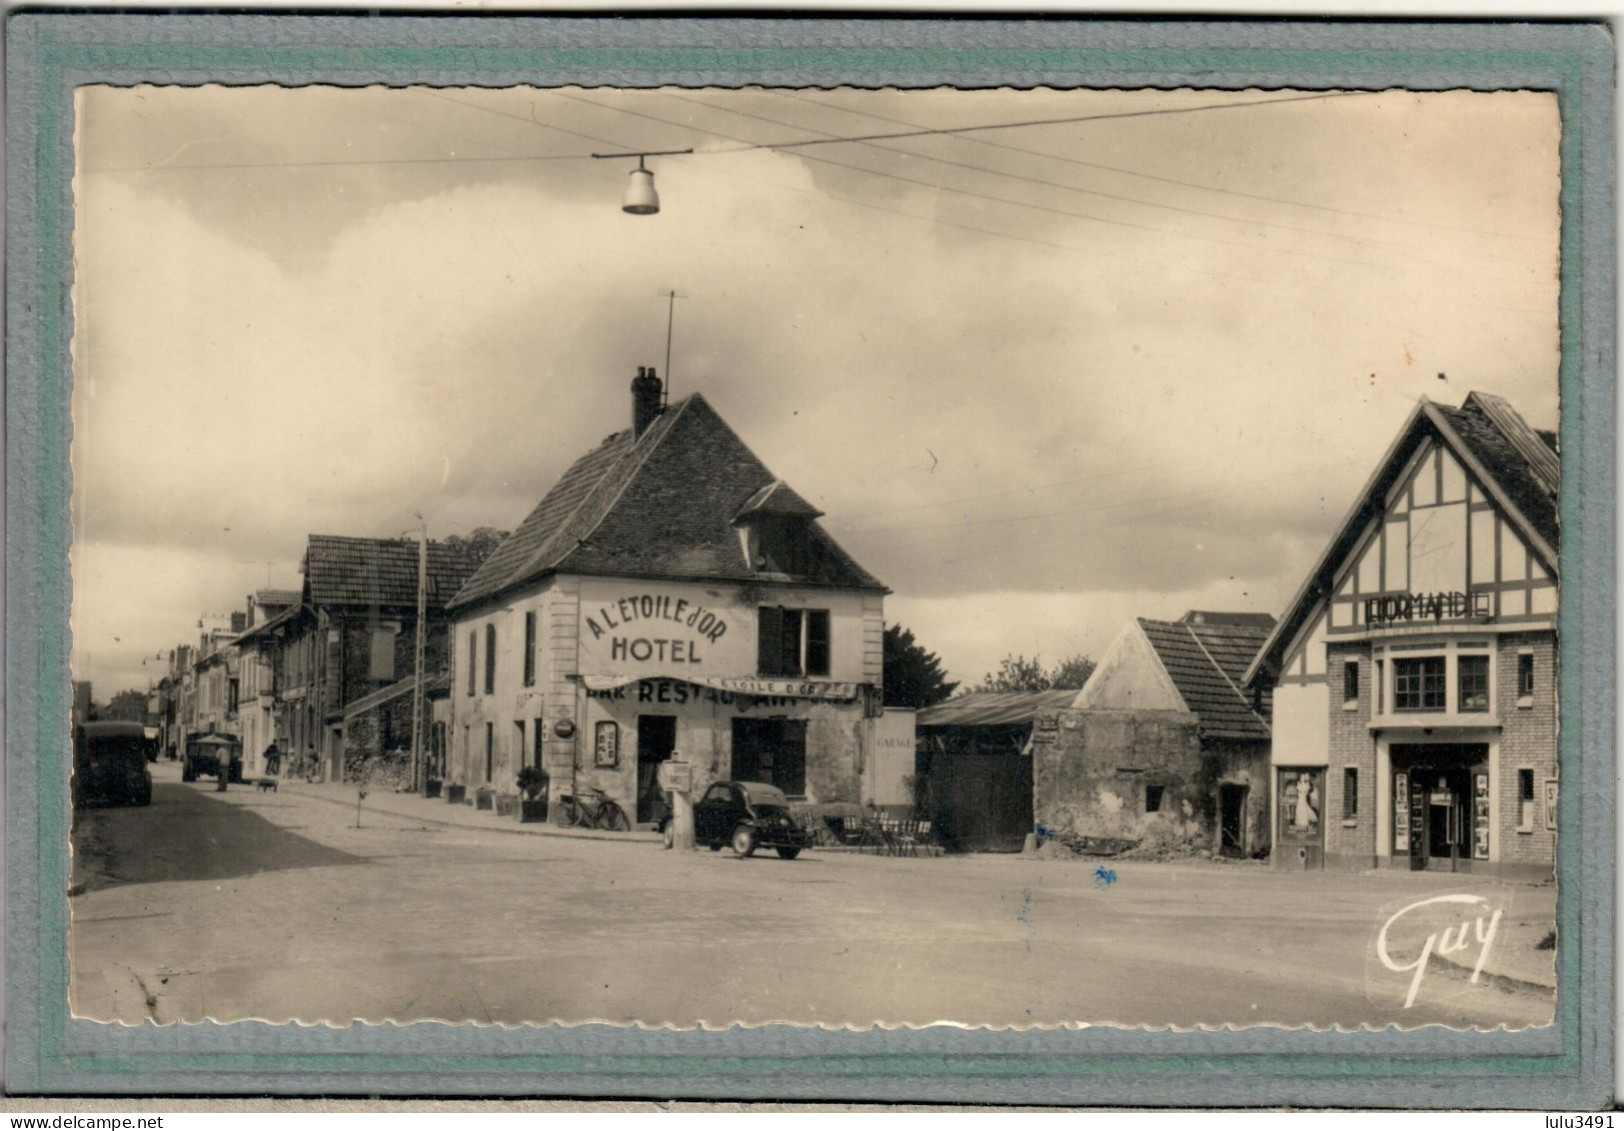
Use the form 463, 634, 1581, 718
805, 610, 831, 676
467, 631, 476, 696
523, 611, 537, 687
781, 609, 803, 676
484, 624, 496, 694
757, 608, 783, 676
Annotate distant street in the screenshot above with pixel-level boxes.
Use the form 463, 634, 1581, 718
70, 761, 1556, 1030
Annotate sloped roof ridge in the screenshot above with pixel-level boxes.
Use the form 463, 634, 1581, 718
1181, 621, 1253, 712
1244, 391, 1557, 687
556, 394, 703, 567
449, 395, 701, 610
1464, 390, 1560, 495
448, 426, 641, 609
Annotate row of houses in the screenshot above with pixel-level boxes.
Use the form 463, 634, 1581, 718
145, 372, 1556, 880
151, 367, 901, 825
913, 391, 1559, 881
154, 539, 488, 786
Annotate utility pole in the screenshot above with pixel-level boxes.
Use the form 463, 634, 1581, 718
410, 520, 428, 793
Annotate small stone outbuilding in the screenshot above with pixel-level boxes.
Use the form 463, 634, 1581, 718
1033, 611, 1275, 858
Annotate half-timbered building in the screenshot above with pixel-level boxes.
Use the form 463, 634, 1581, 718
1245, 392, 1558, 878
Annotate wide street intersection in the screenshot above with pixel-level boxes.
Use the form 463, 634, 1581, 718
69, 761, 1557, 1031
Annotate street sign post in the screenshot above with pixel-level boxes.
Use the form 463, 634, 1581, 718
658, 756, 695, 851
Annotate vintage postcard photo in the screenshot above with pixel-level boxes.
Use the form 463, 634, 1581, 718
67, 84, 1560, 1032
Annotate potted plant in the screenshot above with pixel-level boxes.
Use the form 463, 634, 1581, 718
494, 792, 518, 818
475, 786, 494, 811
517, 766, 549, 823
445, 782, 466, 805
424, 778, 442, 800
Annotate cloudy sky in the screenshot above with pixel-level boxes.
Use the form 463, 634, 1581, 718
70, 85, 1560, 695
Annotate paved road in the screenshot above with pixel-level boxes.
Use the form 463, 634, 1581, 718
70, 761, 1556, 1030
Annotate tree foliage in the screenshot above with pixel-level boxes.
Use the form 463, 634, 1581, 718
1049, 654, 1098, 690
882, 625, 959, 708
102, 688, 150, 721
974, 653, 1096, 693
442, 527, 508, 569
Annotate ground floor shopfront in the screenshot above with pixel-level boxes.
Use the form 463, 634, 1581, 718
1273, 633, 1557, 881
453, 673, 884, 828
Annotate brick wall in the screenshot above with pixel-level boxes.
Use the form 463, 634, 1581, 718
1497, 631, 1557, 871
1324, 642, 1376, 868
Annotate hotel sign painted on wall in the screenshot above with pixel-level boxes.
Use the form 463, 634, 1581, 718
1364, 590, 1492, 625
577, 579, 755, 678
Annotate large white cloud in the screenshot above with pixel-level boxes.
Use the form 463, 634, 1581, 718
70, 86, 1560, 695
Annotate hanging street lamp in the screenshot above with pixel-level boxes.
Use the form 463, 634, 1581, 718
590, 149, 694, 215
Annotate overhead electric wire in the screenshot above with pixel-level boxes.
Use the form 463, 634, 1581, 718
556, 92, 1546, 289
774, 90, 1550, 246
707, 90, 1365, 152
421, 89, 1332, 293
664, 91, 1478, 267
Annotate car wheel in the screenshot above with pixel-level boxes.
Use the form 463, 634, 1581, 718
776, 847, 802, 860
182, 765, 196, 783
731, 825, 757, 858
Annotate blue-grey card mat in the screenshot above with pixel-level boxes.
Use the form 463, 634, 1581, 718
5, 15, 1613, 1106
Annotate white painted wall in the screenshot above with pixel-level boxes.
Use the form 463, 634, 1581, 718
867, 707, 917, 807
1072, 622, 1185, 712
1270, 682, 1330, 767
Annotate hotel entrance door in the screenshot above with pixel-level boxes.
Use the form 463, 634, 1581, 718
1392, 744, 1488, 872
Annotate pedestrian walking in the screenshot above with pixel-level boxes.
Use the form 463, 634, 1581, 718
263, 741, 281, 777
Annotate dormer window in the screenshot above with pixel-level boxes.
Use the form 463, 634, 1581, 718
757, 514, 810, 573
733, 480, 825, 576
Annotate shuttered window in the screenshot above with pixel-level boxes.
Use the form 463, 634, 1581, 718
523, 611, 537, 687
757, 607, 784, 675
484, 624, 496, 695
466, 631, 476, 696
804, 610, 830, 676
757, 607, 832, 678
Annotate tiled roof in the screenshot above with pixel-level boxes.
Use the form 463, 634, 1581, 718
304, 535, 486, 610
254, 588, 301, 609
450, 394, 885, 611
340, 668, 450, 719
916, 689, 1079, 729
1139, 616, 1274, 742
734, 480, 824, 520
231, 603, 301, 645
1434, 392, 1559, 551
1246, 391, 1558, 687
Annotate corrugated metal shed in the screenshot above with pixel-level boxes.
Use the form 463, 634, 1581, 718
916, 689, 1078, 729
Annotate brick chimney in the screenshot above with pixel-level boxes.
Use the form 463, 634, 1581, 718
631, 365, 663, 438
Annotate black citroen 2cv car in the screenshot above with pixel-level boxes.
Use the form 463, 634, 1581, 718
688, 780, 812, 859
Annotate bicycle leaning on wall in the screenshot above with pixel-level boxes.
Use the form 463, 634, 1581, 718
557, 785, 631, 832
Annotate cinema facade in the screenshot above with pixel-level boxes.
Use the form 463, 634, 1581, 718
1246, 392, 1558, 880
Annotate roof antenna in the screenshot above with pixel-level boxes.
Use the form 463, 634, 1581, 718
658, 288, 686, 409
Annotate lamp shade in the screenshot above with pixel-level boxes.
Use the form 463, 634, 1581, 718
623, 167, 660, 215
